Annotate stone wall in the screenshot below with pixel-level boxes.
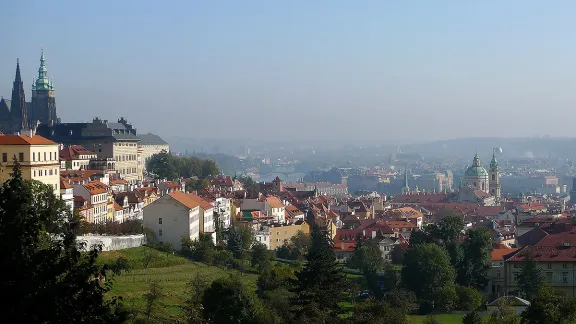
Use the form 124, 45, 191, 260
76, 234, 146, 252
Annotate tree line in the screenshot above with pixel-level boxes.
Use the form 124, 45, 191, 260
146, 150, 219, 182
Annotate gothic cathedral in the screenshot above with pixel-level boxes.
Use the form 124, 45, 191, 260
0, 48, 58, 134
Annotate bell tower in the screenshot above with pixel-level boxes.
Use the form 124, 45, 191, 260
31, 47, 57, 126
489, 150, 501, 200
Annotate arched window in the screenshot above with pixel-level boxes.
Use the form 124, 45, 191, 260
492, 174, 495, 181
473, 182, 477, 187
482, 182, 485, 190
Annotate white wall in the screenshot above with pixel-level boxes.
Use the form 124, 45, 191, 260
76, 234, 146, 251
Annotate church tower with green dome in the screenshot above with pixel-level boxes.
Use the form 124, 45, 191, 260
30, 48, 58, 127
489, 150, 501, 199
463, 152, 489, 193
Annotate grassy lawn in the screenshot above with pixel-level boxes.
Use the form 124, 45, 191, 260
408, 314, 464, 323
99, 247, 258, 322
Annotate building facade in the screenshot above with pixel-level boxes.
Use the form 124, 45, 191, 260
0, 134, 60, 195
37, 117, 141, 183
138, 133, 169, 173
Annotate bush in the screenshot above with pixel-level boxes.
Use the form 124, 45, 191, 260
462, 310, 483, 324
456, 285, 483, 311
109, 256, 130, 275
213, 250, 234, 268
384, 289, 418, 313
75, 219, 143, 236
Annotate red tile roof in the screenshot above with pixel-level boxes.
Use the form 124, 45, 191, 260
59, 145, 96, 160
82, 181, 108, 195
508, 246, 576, 262
0, 134, 56, 145
536, 232, 576, 247
169, 191, 201, 209
492, 247, 518, 261
391, 193, 448, 204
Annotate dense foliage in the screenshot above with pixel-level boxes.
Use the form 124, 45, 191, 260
146, 150, 219, 181
0, 161, 126, 322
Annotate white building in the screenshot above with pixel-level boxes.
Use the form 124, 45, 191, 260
143, 191, 201, 248
60, 179, 74, 215
213, 197, 232, 230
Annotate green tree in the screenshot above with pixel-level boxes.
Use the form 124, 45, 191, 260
391, 244, 407, 265
458, 227, 493, 290
384, 289, 418, 313
487, 298, 520, 324
289, 230, 311, 258
203, 275, 276, 324
291, 225, 351, 322
347, 238, 384, 274
251, 242, 272, 271
186, 178, 210, 192
348, 300, 408, 324
401, 243, 457, 311
182, 234, 216, 263
182, 273, 210, 324
423, 315, 442, 324
143, 282, 164, 320
462, 310, 483, 324
521, 282, 576, 324
517, 250, 544, 301
456, 285, 483, 311
147, 150, 179, 180
225, 226, 254, 259
0, 160, 126, 322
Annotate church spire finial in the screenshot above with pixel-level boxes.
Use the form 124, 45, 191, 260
33, 47, 51, 91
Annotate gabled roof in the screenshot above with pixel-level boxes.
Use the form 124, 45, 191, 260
82, 181, 108, 195
536, 231, 576, 247
517, 227, 549, 248
168, 191, 200, 209
492, 247, 518, 261
0, 134, 56, 145
59, 145, 96, 160
508, 245, 576, 262
266, 196, 284, 208
186, 193, 213, 210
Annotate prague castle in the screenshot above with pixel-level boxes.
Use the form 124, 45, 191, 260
0, 48, 58, 135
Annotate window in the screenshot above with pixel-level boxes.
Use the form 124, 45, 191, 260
44, 152, 46, 161
49, 152, 52, 160
513, 272, 520, 282
562, 272, 569, 283
547, 262, 552, 269
2, 153, 6, 162
497, 271, 500, 278
33, 170, 36, 177
159, 218, 163, 224
33, 152, 36, 161
546, 272, 553, 282
492, 174, 496, 181
563, 263, 568, 269
158, 229, 162, 237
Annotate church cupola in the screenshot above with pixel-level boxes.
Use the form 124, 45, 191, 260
33, 47, 53, 91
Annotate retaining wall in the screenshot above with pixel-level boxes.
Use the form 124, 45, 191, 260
76, 234, 146, 251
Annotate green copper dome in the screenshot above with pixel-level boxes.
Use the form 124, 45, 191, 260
464, 153, 488, 177
32, 47, 53, 91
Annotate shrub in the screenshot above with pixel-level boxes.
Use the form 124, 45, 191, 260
456, 285, 483, 311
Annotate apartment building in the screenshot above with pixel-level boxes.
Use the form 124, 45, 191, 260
0, 134, 60, 195
143, 191, 201, 248
37, 117, 141, 183
505, 245, 576, 297
267, 221, 310, 250
137, 133, 169, 173
59, 144, 97, 170
187, 193, 215, 233
73, 181, 109, 223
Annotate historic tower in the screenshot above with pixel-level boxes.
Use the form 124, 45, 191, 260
402, 163, 410, 194
10, 59, 28, 132
31, 48, 57, 126
489, 150, 501, 199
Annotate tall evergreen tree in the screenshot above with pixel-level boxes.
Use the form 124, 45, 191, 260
458, 227, 493, 290
0, 160, 125, 322
291, 224, 350, 322
517, 249, 544, 301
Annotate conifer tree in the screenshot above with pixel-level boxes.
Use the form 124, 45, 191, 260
291, 224, 350, 322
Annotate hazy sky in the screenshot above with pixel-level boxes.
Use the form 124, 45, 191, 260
1, 1, 576, 143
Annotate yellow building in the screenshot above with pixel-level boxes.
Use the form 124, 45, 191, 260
0, 134, 60, 195
268, 221, 310, 250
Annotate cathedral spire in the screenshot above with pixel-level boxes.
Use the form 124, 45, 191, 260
33, 47, 52, 91
11, 58, 28, 131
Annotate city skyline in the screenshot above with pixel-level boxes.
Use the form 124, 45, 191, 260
2, 1, 576, 142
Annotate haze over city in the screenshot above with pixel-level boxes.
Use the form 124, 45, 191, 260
2, 1, 576, 143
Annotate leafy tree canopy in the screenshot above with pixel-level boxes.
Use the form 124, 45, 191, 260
0, 160, 126, 322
